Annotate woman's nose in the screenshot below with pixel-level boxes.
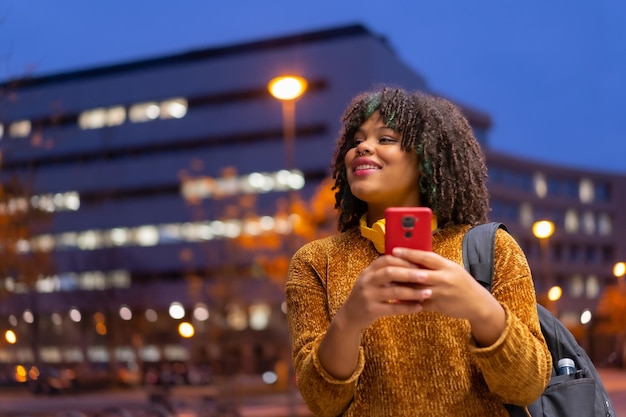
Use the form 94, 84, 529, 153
355, 140, 373, 156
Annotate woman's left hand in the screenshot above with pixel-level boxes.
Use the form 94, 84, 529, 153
390, 247, 506, 346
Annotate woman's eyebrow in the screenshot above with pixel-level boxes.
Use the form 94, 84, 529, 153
355, 126, 398, 135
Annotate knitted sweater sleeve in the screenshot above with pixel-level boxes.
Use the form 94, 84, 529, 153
284, 238, 364, 417
468, 228, 552, 405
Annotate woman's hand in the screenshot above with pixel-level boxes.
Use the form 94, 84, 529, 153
335, 253, 433, 332
389, 247, 506, 346
319, 253, 434, 379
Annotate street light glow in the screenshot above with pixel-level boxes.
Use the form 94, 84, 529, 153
4, 330, 16, 344
614, 262, 626, 278
580, 309, 592, 325
547, 285, 562, 301
532, 220, 555, 239
178, 322, 195, 338
268, 76, 308, 100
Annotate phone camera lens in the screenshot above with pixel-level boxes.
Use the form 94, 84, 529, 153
401, 216, 415, 228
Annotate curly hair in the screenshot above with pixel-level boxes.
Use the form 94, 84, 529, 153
331, 86, 490, 232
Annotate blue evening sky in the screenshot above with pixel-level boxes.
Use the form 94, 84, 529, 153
1, 0, 624, 173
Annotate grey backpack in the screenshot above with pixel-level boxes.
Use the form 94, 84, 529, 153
462, 222, 615, 417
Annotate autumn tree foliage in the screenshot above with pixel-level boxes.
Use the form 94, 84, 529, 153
0, 177, 54, 297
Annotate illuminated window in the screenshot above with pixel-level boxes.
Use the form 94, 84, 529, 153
249, 303, 271, 330
106, 106, 126, 126
569, 274, 584, 297
63, 192, 81, 211
582, 211, 595, 235
129, 102, 160, 122
109, 270, 130, 288
115, 347, 135, 362
586, 275, 600, 298
597, 213, 612, 236
0, 123, 4, 139
518, 203, 533, 228
109, 228, 130, 246
57, 232, 78, 249
16, 239, 31, 254
31, 191, 81, 212
226, 303, 247, 330
140, 345, 160, 362
9, 120, 31, 138
87, 346, 109, 362
77, 230, 101, 250
81, 271, 107, 290
160, 223, 185, 242
40, 347, 62, 363
533, 172, 547, 198
79, 106, 126, 129
36, 275, 58, 293
160, 98, 187, 119
63, 348, 84, 362
579, 178, 594, 203
135, 226, 159, 246
163, 344, 189, 361
79, 108, 106, 129
564, 209, 579, 234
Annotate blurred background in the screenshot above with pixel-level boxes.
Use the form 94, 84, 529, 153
0, 1, 625, 416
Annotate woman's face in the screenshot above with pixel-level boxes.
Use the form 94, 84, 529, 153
344, 111, 420, 217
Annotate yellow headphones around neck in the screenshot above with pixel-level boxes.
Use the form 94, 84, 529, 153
359, 215, 387, 254
359, 213, 438, 254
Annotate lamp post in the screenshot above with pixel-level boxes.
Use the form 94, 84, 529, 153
267, 75, 308, 172
613, 261, 626, 366
268, 75, 307, 416
532, 220, 557, 310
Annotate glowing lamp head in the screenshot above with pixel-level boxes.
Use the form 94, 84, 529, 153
268, 76, 308, 101
532, 220, 555, 239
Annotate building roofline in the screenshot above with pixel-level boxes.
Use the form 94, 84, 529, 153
1, 23, 380, 90
485, 148, 626, 178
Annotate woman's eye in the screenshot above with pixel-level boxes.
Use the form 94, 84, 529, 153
379, 136, 397, 143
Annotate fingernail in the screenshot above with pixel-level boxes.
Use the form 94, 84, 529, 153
392, 247, 405, 256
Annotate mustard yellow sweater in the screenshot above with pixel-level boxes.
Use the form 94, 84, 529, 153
285, 225, 551, 417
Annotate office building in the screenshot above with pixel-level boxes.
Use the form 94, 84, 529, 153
0, 24, 624, 379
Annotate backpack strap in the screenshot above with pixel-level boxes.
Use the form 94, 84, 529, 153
461, 222, 507, 291
462, 222, 528, 417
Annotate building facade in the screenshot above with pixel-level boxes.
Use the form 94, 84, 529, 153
0, 24, 624, 383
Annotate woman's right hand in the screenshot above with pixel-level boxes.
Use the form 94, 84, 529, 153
337, 254, 432, 331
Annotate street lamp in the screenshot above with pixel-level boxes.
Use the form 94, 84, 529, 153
267, 75, 308, 171
267, 75, 307, 416
532, 220, 555, 241
532, 220, 557, 308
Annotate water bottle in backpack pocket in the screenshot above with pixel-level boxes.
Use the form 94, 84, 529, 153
528, 370, 596, 416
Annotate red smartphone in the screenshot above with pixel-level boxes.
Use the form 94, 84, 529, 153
385, 207, 433, 255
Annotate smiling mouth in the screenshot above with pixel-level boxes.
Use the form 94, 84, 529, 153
354, 164, 380, 172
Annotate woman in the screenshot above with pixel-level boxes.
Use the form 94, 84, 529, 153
284, 87, 551, 416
